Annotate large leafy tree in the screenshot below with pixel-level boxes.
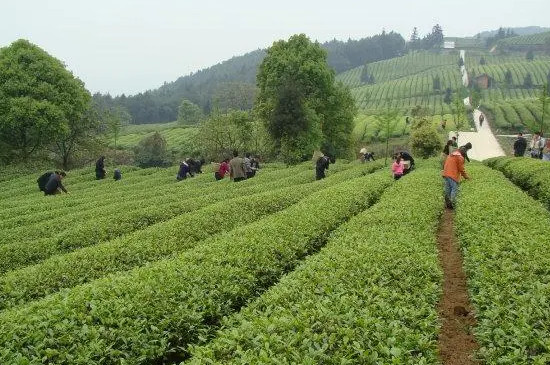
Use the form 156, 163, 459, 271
256, 34, 356, 163
198, 110, 271, 161
177, 99, 203, 125
0, 39, 91, 162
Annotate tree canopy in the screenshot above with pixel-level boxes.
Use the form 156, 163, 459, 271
0, 39, 91, 162
177, 99, 203, 125
256, 34, 356, 163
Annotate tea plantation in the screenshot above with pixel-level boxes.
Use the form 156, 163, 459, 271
0, 159, 549, 363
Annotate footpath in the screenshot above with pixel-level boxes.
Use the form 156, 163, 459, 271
449, 50, 506, 161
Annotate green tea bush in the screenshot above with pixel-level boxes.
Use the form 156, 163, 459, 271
0, 169, 392, 364
455, 164, 550, 363
188, 168, 443, 364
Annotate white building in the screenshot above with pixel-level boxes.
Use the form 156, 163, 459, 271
444, 41, 455, 49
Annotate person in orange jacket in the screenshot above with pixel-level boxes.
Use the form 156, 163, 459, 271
442, 145, 470, 209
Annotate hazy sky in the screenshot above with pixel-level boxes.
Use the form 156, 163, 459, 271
2, 0, 548, 96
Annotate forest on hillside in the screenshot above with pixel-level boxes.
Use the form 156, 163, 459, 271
94, 31, 407, 124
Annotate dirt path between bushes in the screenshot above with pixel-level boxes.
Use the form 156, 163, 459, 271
437, 208, 479, 365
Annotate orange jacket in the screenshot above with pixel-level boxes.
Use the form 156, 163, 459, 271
442, 150, 469, 182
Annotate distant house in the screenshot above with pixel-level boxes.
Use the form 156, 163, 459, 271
473, 73, 493, 89
443, 41, 456, 49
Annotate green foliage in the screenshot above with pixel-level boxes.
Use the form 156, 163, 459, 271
256, 34, 355, 161
452, 93, 468, 136
470, 88, 482, 109
337, 51, 462, 115
319, 82, 357, 159
0, 167, 390, 364
133, 132, 171, 167
455, 164, 550, 363
189, 169, 443, 364
485, 156, 550, 209
198, 110, 271, 161
410, 124, 442, 158
0, 39, 91, 162
0, 164, 338, 274
177, 99, 203, 125
374, 110, 400, 164
0, 164, 378, 309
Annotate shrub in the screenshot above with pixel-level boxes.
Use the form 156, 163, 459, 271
133, 132, 171, 167
410, 125, 442, 158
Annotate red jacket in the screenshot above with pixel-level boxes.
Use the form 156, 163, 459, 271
442, 150, 469, 182
218, 161, 230, 177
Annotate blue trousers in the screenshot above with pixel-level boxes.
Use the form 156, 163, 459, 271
444, 177, 459, 203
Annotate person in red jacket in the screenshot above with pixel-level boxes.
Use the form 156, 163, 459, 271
215, 158, 230, 180
442, 146, 470, 209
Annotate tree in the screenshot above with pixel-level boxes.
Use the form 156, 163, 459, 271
433, 75, 441, 91
409, 27, 420, 51
526, 49, 535, 61
51, 107, 101, 170
470, 88, 482, 109
452, 93, 467, 142
271, 78, 322, 164
177, 99, 203, 125
198, 110, 271, 161
256, 34, 355, 163
504, 69, 513, 86
320, 83, 357, 158
422, 24, 444, 49
0, 39, 91, 162
431, 24, 444, 48
524, 73, 534, 89
105, 106, 131, 164
374, 110, 400, 165
133, 132, 171, 168
410, 124, 442, 158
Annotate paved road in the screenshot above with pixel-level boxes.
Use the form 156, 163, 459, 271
448, 109, 505, 161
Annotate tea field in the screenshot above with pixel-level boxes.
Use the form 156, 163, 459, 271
0, 158, 549, 363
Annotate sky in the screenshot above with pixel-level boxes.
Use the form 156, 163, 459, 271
2, 0, 549, 96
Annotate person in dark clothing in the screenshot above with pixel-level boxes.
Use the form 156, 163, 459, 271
399, 151, 415, 174
95, 156, 106, 180
451, 136, 458, 148
315, 155, 330, 180
251, 157, 260, 174
458, 142, 472, 162
187, 158, 204, 175
44, 171, 68, 195
361, 151, 375, 162
243, 153, 254, 179
442, 140, 453, 156
513, 133, 527, 157
37, 171, 58, 192
113, 168, 122, 181
479, 113, 485, 127
177, 160, 192, 181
